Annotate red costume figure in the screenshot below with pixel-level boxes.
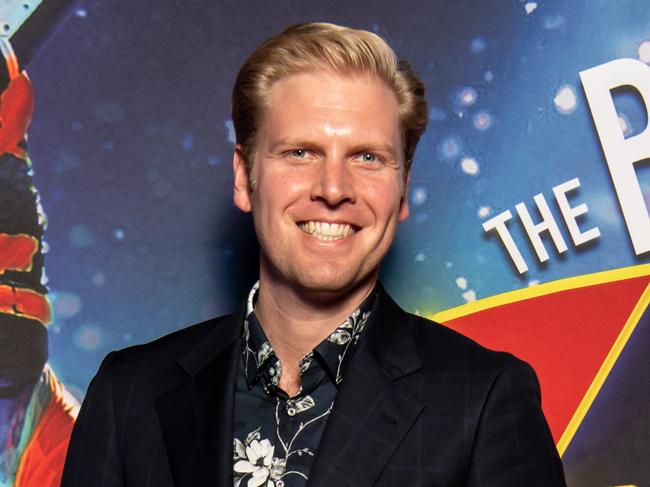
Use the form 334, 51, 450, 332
0, 38, 77, 487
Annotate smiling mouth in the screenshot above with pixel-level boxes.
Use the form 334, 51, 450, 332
298, 221, 357, 241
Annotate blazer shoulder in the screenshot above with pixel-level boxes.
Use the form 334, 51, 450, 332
405, 310, 531, 376
373, 287, 531, 378
116, 314, 230, 361
95, 312, 239, 389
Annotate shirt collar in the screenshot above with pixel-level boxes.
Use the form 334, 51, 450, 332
241, 281, 377, 392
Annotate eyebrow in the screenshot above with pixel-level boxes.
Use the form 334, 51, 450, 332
268, 138, 315, 153
269, 138, 398, 156
347, 143, 398, 156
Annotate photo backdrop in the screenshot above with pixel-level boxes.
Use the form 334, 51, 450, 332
2, 0, 650, 485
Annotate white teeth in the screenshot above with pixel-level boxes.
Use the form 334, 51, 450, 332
299, 221, 356, 240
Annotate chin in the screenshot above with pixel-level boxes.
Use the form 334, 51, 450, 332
296, 275, 351, 295
292, 265, 375, 297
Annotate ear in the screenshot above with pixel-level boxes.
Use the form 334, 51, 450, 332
233, 145, 252, 213
398, 170, 411, 222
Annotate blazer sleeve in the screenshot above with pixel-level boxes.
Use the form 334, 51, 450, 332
466, 357, 567, 487
61, 351, 125, 487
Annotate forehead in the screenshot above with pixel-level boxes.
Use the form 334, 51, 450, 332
259, 70, 403, 149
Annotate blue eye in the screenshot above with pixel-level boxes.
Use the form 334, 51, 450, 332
291, 149, 307, 158
361, 153, 377, 163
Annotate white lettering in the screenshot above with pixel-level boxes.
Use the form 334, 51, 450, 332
553, 177, 601, 246
580, 58, 650, 254
515, 194, 568, 263
482, 210, 529, 274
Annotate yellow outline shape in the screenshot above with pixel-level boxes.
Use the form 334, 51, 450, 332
556, 281, 649, 455
432, 263, 650, 323
430, 263, 650, 456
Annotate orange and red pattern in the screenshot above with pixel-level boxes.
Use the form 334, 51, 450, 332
14, 370, 78, 487
0, 284, 52, 325
0, 233, 38, 274
0, 72, 34, 159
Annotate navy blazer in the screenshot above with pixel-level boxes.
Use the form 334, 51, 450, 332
61, 286, 566, 486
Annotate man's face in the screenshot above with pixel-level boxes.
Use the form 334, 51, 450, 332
233, 70, 410, 297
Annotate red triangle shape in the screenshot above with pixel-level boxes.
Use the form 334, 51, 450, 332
438, 273, 650, 450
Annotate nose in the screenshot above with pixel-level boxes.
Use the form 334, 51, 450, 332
310, 156, 356, 207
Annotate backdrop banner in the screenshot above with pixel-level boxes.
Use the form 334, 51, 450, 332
1, 0, 649, 485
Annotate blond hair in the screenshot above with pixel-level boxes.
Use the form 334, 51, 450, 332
231, 22, 428, 181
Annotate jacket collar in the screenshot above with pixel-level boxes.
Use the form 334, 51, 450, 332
308, 284, 425, 487
365, 283, 423, 380
176, 304, 244, 376
156, 305, 244, 487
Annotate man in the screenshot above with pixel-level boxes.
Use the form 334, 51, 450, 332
61, 23, 566, 486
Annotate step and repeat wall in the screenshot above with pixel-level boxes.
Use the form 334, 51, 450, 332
2, 0, 649, 485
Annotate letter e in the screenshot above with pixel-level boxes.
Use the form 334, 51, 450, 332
553, 177, 601, 246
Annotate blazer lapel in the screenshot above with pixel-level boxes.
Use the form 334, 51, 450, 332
308, 288, 425, 487
156, 309, 243, 487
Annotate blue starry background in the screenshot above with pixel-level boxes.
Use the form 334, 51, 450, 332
20, 0, 650, 483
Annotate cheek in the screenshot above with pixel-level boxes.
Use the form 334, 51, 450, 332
361, 178, 404, 215
253, 169, 308, 216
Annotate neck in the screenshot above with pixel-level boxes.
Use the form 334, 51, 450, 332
254, 269, 377, 396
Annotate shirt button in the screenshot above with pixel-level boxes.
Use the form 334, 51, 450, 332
287, 407, 296, 416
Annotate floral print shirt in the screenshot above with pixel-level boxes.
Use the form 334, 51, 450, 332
233, 282, 376, 487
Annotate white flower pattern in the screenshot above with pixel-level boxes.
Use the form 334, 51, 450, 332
234, 429, 286, 487
330, 308, 371, 384
234, 282, 375, 486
